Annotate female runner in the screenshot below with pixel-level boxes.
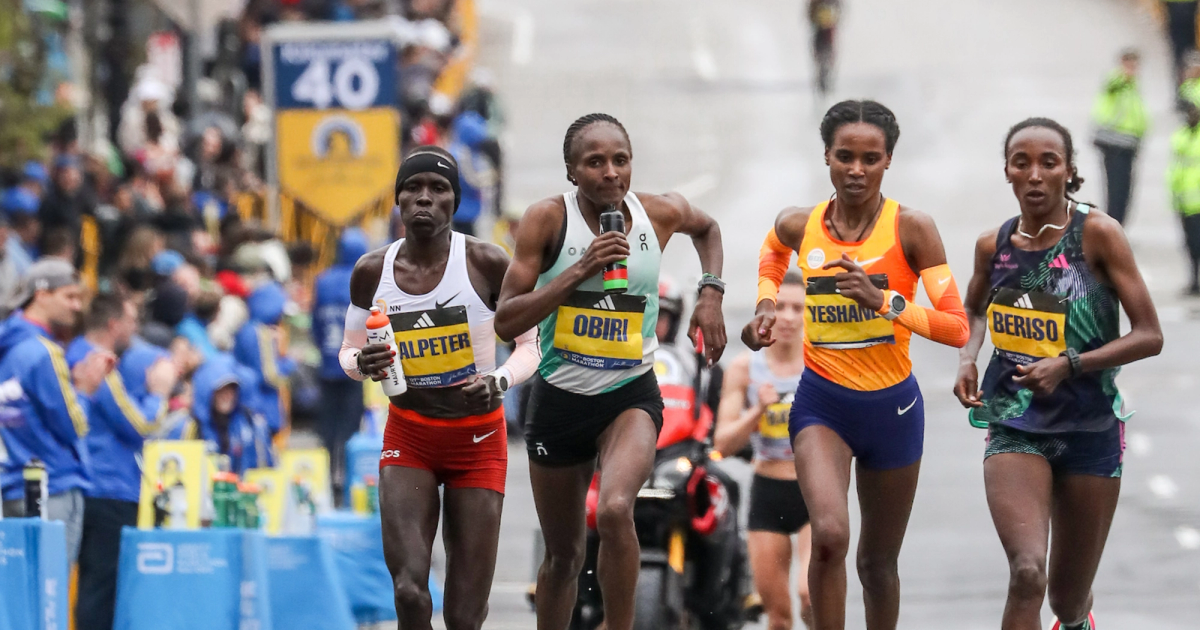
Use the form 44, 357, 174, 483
716, 271, 812, 629
743, 100, 969, 630
344, 147, 540, 630
954, 118, 1162, 630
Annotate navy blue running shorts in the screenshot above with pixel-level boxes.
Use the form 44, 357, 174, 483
788, 370, 924, 471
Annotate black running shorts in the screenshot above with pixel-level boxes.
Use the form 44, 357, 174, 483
523, 371, 664, 467
747, 474, 810, 534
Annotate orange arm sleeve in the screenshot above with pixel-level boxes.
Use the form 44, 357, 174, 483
757, 228, 794, 306
894, 264, 969, 348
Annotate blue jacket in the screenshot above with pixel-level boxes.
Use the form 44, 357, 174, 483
448, 111, 494, 224
0, 312, 50, 360
234, 282, 296, 433
73, 338, 169, 503
181, 353, 274, 474
177, 315, 218, 361
312, 228, 368, 380
0, 330, 91, 499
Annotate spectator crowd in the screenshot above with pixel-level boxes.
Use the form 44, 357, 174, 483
0, 1, 504, 629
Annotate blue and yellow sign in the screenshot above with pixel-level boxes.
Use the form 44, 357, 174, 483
275, 108, 398, 225
391, 306, 478, 388
267, 30, 401, 226
553, 291, 646, 370
987, 287, 1068, 359
805, 274, 895, 349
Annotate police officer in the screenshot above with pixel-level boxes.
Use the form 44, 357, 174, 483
1170, 103, 1200, 295
1163, 0, 1199, 88
1092, 48, 1148, 226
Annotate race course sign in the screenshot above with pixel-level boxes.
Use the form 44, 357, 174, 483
264, 22, 401, 226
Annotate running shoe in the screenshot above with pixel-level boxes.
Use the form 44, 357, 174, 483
1049, 611, 1096, 630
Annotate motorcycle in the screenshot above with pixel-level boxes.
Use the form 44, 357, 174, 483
531, 343, 758, 630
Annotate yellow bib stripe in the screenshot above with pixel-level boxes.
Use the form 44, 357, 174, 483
758, 402, 792, 440
805, 274, 895, 349
986, 288, 1068, 359
391, 306, 478, 387
553, 292, 646, 370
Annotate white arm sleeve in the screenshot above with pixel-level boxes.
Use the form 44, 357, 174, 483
339, 304, 371, 381
493, 327, 540, 387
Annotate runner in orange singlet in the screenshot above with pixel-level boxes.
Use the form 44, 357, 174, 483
742, 100, 969, 630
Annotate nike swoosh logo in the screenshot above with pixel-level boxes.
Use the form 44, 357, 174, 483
897, 397, 918, 415
434, 292, 460, 310
938, 277, 951, 285
473, 430, 498, 444
854, 256, 884, 267
437, 161, 450, 168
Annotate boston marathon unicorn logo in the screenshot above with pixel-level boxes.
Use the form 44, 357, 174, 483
311, 115, 367, 161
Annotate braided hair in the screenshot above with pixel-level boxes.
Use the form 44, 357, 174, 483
1002, 117, 1085, 197
562, 113, 630, 182
819, 100, 901, 154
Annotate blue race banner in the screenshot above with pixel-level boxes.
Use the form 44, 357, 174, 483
316, 513, 443, 624
113, 528, 273, 630
0, 519, 68, 630
267, 536, 355, 630
272, 40, 396, 110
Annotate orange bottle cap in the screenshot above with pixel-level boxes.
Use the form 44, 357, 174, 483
366, 306, 391, 329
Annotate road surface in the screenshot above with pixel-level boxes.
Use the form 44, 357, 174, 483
390, 0, 1200, 627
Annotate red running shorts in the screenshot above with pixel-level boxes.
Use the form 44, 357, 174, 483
380, 405, 507, 494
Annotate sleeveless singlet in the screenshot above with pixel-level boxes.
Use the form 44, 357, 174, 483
797, 198, 919, 391
373, 232, 496, 388
973, 204, 1124, 433
747, 352, 803, 462
536, 191, 662, 395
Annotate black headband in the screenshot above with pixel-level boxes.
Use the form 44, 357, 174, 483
394, 151, 461, 211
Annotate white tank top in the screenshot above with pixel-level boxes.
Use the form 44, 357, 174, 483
373, 232, 496, 388
747, 352, 803, 462
534, 191, 662, 395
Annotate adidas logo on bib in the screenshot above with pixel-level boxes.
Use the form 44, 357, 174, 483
412, 313, 436, 329
593, 296, 617, 311
1015, 294, 1033, 309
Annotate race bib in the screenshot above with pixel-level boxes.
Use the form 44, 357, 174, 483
986, 288, 1068, 360
553, 291, 646, 370
391, 306, 477, 387
758, 392, 794, 440
805, 274, 895, 349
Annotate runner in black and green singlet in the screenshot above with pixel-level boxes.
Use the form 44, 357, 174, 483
955, 118, 1162, 630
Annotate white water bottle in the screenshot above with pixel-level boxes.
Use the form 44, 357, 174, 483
366, 306, 407, 396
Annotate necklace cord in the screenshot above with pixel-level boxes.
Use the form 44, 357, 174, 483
1017, 200, 1074, 240
829, 194, 885, 243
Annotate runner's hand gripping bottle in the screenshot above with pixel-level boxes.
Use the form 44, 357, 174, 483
366, 306, 407, 396
600, 205, 628, 293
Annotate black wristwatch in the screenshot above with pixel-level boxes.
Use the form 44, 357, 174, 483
1059, 348, 1083, 377
698, 273, 725, 296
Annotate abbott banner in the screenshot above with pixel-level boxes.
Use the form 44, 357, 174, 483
264, 22, 401, 226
